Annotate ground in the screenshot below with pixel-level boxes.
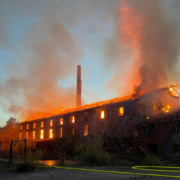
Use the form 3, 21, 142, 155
0, 161, 180, 180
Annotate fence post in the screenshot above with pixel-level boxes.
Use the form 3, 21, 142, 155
9, 139, 13, 168
24, 139, 26, 163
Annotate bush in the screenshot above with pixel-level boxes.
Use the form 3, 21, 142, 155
141, 153, 165, 166
16, 163, 35, 172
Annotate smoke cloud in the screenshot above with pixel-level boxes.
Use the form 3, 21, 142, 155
105, 0, 180, 96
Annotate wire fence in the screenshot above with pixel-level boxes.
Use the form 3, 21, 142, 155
0, 139, 26, 167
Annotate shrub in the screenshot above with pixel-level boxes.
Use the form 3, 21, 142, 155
141, 153, 165, 166
16, 163, 35, 172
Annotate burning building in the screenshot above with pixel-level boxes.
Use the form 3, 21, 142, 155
18, 83, 180, 158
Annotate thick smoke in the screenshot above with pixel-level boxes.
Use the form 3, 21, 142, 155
105, 0, 180, 96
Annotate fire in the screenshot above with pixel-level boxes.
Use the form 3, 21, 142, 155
22, 85, 178, 122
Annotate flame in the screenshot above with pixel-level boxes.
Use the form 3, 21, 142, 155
22, 85, 178, 122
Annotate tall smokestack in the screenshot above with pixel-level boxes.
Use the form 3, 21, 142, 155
76, 65, 81, 107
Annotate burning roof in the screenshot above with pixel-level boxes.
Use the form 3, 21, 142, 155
26, 84, 179, 122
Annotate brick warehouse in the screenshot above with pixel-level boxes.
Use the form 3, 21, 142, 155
18, 84, 180, 158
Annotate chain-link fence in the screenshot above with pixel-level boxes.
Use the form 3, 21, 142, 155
0, 139, 26, 167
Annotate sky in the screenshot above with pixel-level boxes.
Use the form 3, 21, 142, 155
0, 0, 180, 126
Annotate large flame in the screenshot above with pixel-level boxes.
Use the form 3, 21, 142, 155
25, 84, 178, 121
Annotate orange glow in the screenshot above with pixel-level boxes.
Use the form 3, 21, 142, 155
41, 121, 44, 128
20, 125, 23, 131
119, 107, 124, 116
20, 132, 22, 140
22, 85, 178, 123
167, 104, 170, 109
26, 131, 28, 139
33, 131, 35, 139
60, 118, 63, 125
154, 102, 156, 110
49, 129, 53, 138
71, 116, 75, 123
101, 111, 105, 119
40, 129, 44, 139
26, 124, 29, 129
50, 120, 53, 126
33, 123, 36, 129
72, 128, 74, 136
60, 127, 63, 138
84, 125, 88, 136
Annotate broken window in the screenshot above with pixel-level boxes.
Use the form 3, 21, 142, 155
33, 123, 36, 129
143, 127, 151, 136
20, 125, 23, 131
60, 118, 63, 125
26, 131, 28, 139
119, 107, 124, 116
173, 144, 180, 152
41, 121, 44, 128
20, 132, 22, 140
50, 120, 53, 126
49, 129, 53, 138
84, 125, 88, 136
60, 127, 63, 138
101, 110, 105, 119
40, 129, 44, 139
173, 124, 180, 134
33, 131, 35, 139
71, 116, 75, 123
26, 124, 29, 129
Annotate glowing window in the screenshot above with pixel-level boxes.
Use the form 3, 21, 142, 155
20, 125, 23, 131
49, 129, 53, 138
60, 118, 63, 125
154, 102, 156, 109
71, 116, 75, 123
41, 121, 44, 128
26, 131, 28, 139
20, 132, 22, 140
84, 125, 88, 136
72, 128, 74, 136
101, 111, 105, 119
40, 130, 44, 139
33, 123, 36, 129
26, 124, 29, 129
119, 107, 124, 116
60, 127, 63, 138
50, 120, 53, 126
33, 131, 35, 139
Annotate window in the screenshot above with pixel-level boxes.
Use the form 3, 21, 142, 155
173, 144, 180, 152
173, 124, 180, 134
101, 111, 105, 119
71, 116, 75, 123
119, 107, 124, 116
84, 125, 88, 136
60, 118, 63, 125
41, 121, 44, 128
33, 131, 35, 139
20, 125, 23, 131
50, 120, 53, 126
26, 131, 28, 139
26, 124, 29, 129
72, 128, 74, 136
20, 132, 22, 140
153, 102, 156, 109
33, 123, 36, 129
49, 129, 53, 138
143, 127, 151, 136
60, 128, 63, 138
40, 130, 44, 139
